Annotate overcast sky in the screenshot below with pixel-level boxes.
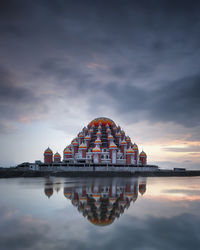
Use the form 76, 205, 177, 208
0, 0, 200, 168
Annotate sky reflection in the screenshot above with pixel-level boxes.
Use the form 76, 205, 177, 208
0, 177, 200, 250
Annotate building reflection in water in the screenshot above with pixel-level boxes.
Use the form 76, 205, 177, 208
44, 178, 147, 226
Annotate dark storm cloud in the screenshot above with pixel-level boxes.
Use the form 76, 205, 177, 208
36, 60, 200, 127
0, 0, 200, 130
0, 65, 47, 132
103, 75, 200, 127
0, 66, 36, 102
150, 76, 200, 127
38, 58, 93, 88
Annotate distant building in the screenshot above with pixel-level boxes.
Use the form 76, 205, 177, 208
43, 117, 147, 166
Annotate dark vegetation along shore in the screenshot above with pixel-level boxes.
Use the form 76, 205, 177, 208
0, 168, 200, 178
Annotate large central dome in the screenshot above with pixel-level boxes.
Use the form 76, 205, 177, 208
88, 117, 116, 127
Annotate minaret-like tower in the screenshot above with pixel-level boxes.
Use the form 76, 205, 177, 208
126, 147, 135, 165
109, 141, 117, 164
132, 143, 139, 164
44, 147, 53, 164
54, 152, 61, 163
116, 131, 122, 145
72, 139, 79, 157
84, 135, 91, 149
139, 151, 147, 166
63, 147, 72, 160
95, 136, 102, 149
78, 132, 84, 145
125, 136, 131, 148
79, 142, 87, 159
120, 139, 127, 156
92, 145, 101, 164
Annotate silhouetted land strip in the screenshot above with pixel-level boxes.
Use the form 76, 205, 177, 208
0, 168, 200, 178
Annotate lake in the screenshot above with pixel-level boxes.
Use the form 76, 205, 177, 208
0, 176, 200, 250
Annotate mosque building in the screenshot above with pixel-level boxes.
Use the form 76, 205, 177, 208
43, 117, 147, 166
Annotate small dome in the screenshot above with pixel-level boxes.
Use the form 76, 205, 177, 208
71, 138, 78, 144
139, 184, 146, 195
79, 197, 87, 202
116, 132, 121, 136
78, 132, 84, 138
79, 142, 87, 149
132, 143, 138, 150
109, 197, 117, 202
119, 200, 126, 206
95, 138, 101, 144
72, 140, 78, 146
108, 135, 113, 140
121, 139, 127, 145
126, 147, 134, 153
92, 145, 101, 152
92, 194, 101, 199
84, 135, 90, 140
140, 151, 147, 157
63, 147, 72, 154
109, 142, 117, 149
44, 147, 53, 154
54, 152, 61, 157
64, 191, 72, 199
44, 188, 53, 198
126, 136, 131, 142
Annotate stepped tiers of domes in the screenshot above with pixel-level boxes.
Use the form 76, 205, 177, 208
44, 117, 147, 166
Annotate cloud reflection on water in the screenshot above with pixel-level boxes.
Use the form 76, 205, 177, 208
0, 177, 200, 250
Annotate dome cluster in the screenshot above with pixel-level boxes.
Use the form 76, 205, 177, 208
43, 117, 147, 165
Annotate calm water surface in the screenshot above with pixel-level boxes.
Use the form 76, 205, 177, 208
0, 177, 200, 250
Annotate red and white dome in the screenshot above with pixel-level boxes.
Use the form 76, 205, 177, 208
126, 147, 134, 153
63, 147, 72, 154
121, 139, 127, 145
79, 142, 87, 149
139, 151, 147, 157
89, 117, 116, 127
132, 143, 138, 150
54, 152, 61, 158
92, 145, 101, 152
109, 141, 117, 149
44, 147, 53, 154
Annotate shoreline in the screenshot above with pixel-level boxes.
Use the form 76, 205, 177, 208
0, 169, 200, 178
